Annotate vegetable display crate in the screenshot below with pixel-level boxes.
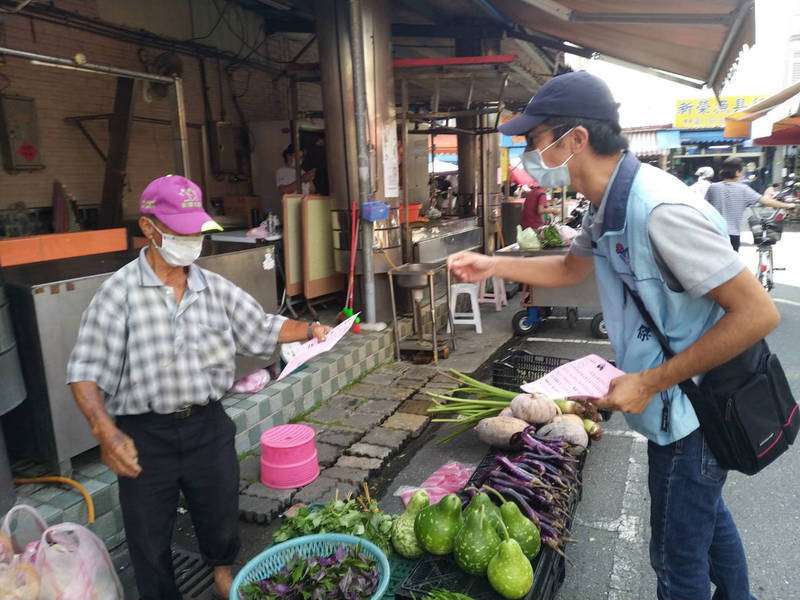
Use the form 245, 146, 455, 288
491, 351, 570, 392
385, 554, 419, 600
394, 448, 584, 600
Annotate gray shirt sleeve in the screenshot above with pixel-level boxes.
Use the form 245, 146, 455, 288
647, 204, 746, 298
568, 210, 594, 257
569, 226, 594, 257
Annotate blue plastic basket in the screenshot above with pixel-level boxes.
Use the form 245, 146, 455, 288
362, 201, 390, 222
230, 533, 391, 599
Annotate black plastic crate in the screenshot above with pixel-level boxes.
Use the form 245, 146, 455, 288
386, 555, 420, 600
492, 349, 613, 421
491, 350, 571, 392
394, 543, 560, 600
395, 448, 584, 600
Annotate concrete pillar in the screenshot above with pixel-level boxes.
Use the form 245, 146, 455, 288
314, 0, 398, 211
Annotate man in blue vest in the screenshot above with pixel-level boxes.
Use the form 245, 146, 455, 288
448, 71, 780, 600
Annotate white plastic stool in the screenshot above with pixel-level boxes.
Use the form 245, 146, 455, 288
448, 282, 482, 334
478, 276, 508, 312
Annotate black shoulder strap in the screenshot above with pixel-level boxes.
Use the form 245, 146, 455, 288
622, 281, 674, 359
622, 281, 699, 394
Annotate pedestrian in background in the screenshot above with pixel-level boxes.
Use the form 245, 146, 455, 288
520, 182, 560, 230
689, 165, 714, 199
705, 156, 795, 251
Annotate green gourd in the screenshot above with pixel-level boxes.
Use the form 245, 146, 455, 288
453, 505, 501, 576
487, 521, 534, 600
500, 502, 541, 560
414, 494, 464, 555
463, 491, 503, 535
484, 485, 541, 560
392, 489, 430, 558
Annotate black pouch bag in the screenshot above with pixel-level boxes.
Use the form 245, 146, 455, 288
623, 283, 798, 475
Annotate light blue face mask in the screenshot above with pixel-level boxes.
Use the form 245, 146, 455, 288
521, 127, 575, 189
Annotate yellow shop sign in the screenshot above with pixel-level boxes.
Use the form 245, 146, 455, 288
675, 96, 767, 129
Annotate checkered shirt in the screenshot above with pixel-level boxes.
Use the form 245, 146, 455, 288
67, 248, 286, 415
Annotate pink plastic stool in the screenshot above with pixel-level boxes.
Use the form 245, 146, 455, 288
260, 424, 319, 489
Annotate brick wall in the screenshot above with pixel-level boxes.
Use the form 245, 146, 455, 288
0, 1, 321, 219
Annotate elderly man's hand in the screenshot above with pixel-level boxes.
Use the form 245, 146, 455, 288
311, 323, 332, 342
98, 425, 142, 478
593, 372, 659, 415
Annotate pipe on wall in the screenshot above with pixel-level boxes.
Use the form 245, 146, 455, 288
347, 0, 376, 323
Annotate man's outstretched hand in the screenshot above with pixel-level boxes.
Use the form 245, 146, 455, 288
447, 251, 495, 283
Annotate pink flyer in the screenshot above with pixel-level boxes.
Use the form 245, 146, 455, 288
520, 354, 625, 399
278, 313, 359, 380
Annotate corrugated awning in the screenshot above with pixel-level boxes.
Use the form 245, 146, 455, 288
625, 131, 668, 157
724, 80, 800, 138
493, 0, 754, 93
681, 130, 745, 144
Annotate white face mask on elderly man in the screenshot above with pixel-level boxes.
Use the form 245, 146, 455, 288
148, 220, 204, 267
521, 127, 575, 189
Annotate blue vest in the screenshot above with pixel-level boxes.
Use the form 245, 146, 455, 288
589, 152, 729, 445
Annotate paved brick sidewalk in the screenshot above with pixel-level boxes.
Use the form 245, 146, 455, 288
237, 362, 456, 522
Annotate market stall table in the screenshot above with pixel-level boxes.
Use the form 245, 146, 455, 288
496, 243, 605, 337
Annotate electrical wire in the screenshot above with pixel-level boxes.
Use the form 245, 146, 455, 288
0, 0, 33, 14
184, 0, 230, 42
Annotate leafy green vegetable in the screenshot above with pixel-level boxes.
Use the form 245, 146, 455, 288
272, 497, 396, 557
240, 543, 379, 600
537, 225, 565, 248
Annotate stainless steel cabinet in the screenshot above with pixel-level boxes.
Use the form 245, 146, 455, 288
2, 244, 278, 474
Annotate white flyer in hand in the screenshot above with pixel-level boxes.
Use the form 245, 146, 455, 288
520, 354, 624, 399
277, 313, 359, 380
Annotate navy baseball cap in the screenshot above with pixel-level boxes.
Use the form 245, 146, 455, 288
499, 71, 620, 136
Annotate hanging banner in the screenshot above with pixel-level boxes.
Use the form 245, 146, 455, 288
501, 147, 509, 182
675, 95, 766, 129
382, 123, 400, 198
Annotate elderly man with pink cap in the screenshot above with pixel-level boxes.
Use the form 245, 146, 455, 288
67, 175, 330, 600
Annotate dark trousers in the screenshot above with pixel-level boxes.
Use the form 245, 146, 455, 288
117, 402, 240, 600
729, 235, 741, 252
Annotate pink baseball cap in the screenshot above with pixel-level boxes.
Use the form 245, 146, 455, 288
139, 175, 222, 234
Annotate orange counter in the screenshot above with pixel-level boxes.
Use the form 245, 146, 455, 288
0, 229, 128, 267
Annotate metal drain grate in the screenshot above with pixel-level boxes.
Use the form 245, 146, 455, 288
173, 547, 214, 599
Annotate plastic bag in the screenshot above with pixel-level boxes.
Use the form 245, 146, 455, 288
0, 505, 123, 600
0, 505, 46, 600
556, 225, 578, 245
0, 563, 40, 600
394, 461, 476, 506
36, 523, 123, 600
231, 369, 271, 393
516, 225, 541, 250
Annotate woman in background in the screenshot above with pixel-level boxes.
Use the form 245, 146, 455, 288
705, 157, 794, 251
